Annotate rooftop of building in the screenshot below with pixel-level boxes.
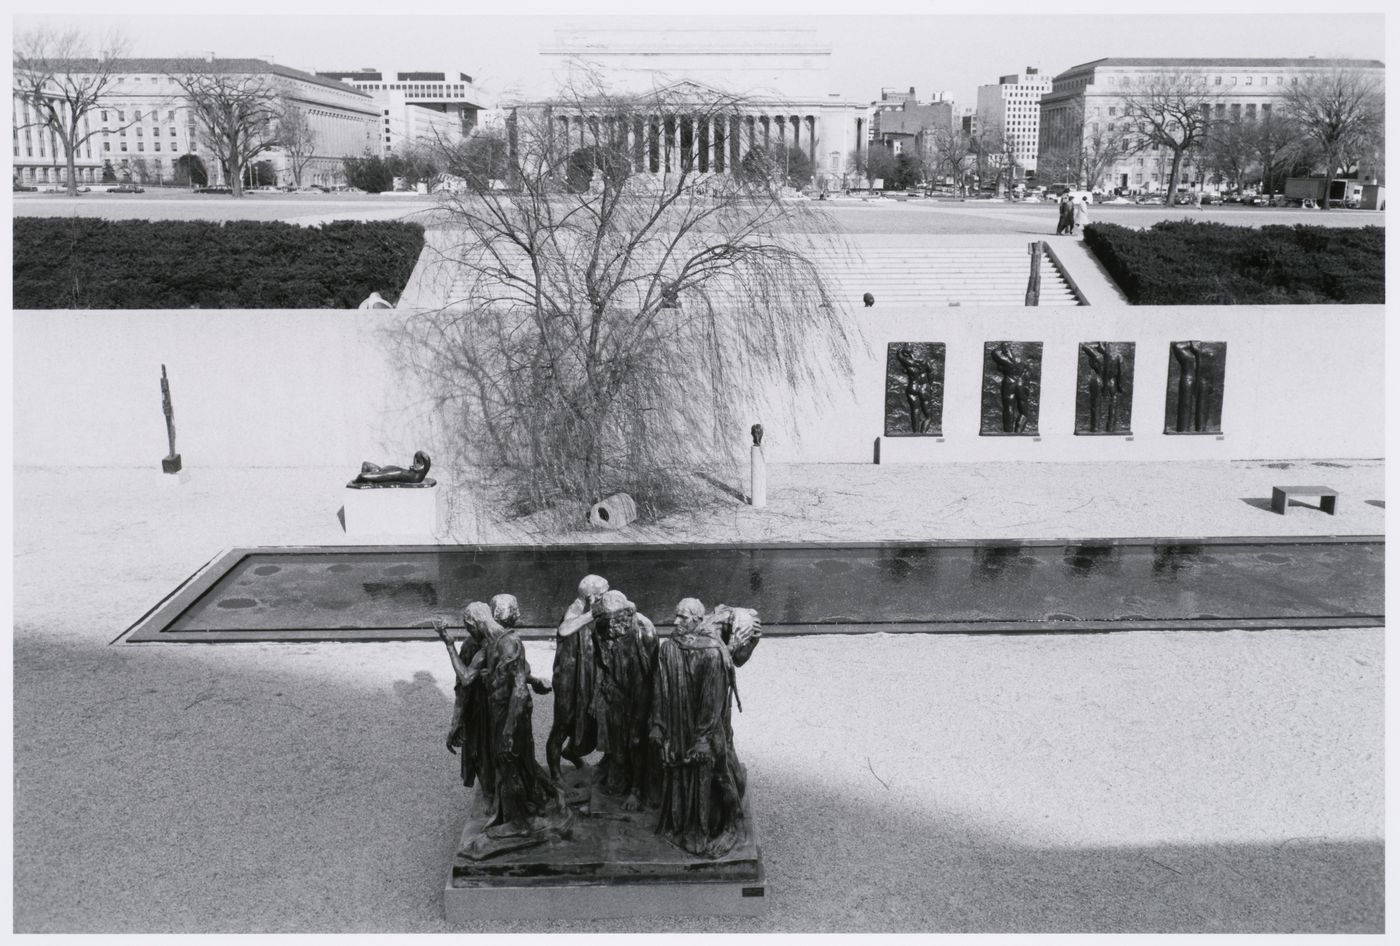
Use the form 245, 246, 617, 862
1059, 56, 1386, 75
27, 57, 375, 98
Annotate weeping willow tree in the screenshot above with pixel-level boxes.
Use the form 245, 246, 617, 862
401, 78, 853, 525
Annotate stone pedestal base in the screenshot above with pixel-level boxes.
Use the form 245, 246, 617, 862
750, 445, 767, 507
161, 453, 182, 474
343, 483, 440, 536
157, 468, 192, 486
444, 769, 766, 921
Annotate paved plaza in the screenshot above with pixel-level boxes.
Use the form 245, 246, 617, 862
10, 457, 1385, 934
9, 186, 1387, 935
13, 188, 1386, 233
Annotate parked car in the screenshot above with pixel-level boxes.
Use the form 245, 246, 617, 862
108, 184, 145, 193
194, 185, 232, 194
13, 182, 38, 192
1135, 195, 1164, 205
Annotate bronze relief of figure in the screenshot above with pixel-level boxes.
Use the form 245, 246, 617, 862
348, 450, 435, 488
1165, 341, 1226, 434
898, 346, 937, 434
434, 602, 572, 860
1076, 342, 1134, 435
884, 342, 945, 437
982, 342, 1041, 436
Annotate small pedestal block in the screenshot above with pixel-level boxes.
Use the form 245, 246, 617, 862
343, 483, 440, 536
444, 771, 766, 921
161, 453, 182, 474
750, 445, 767, 508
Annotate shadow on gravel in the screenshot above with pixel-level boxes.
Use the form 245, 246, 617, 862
11, 636, 1383, 934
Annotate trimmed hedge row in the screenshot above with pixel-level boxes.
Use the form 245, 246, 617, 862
13, 217, 426, 309
1082, 220, 1384, 305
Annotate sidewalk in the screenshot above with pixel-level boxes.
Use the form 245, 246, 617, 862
10, 461, 1384, 933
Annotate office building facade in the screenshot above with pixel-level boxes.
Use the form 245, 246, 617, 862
314, 69, 483, 154
1038, 57, 1385, 193
13, 57, 378, 187
974, 67, 1051, 177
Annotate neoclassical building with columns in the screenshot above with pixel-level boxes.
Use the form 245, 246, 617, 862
510, 27, 867, 189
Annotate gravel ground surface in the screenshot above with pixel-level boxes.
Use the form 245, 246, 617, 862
10, 462, 1385, 933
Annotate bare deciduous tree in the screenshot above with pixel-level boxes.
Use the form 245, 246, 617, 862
1080, 121, 1132, 192
168, 59, 283, 197
922, 124, 976, 195
1119, 71, 1211, 205
13, 27, 137, 196
1280, 66, 1384, 208
276, 101, 317, 188
397, 78, 853, 528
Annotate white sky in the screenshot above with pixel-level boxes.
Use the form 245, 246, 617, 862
10, 5, 1391, 108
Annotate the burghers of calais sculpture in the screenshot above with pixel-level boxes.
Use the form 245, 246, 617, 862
545, 574, 609, 786
652, 599, 762, 858
434, 602, 573, 859
590, 589, 661, 811
347, 450, 435, 488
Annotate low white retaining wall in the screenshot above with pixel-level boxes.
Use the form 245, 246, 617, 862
13, 304, 1383, 468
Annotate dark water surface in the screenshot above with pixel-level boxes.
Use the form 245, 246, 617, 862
128, 538, 1383, 641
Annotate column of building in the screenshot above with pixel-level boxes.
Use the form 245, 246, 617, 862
541, 105, 822, 182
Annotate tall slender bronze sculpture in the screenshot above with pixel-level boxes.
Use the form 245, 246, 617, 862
159, 364, 182, 474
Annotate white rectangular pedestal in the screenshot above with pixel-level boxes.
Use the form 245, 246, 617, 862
343, 484, 440, 536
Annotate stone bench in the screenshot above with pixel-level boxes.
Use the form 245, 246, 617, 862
1271, 485, 1338, 516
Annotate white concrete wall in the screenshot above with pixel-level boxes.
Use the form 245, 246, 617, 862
13, 310, 436, 470
775, 304, 1384, 464
13, 305, 1383, 468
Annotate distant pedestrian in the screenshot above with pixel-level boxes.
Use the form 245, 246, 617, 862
1072, 194, 1089, 234
1055, 194, 1073, 235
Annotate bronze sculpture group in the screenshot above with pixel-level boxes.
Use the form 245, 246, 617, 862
434, 575, 761, 862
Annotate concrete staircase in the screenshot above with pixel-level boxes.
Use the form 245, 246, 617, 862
414, 229, 1087, 311
808, 244, 1083, 308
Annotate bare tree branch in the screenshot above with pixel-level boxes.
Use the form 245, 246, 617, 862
1280, 66, 1384, 208
12, 27, 143, 196
394, 74, 855, 528
1119, 71, 1212, 205
167, 58, 284, 197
